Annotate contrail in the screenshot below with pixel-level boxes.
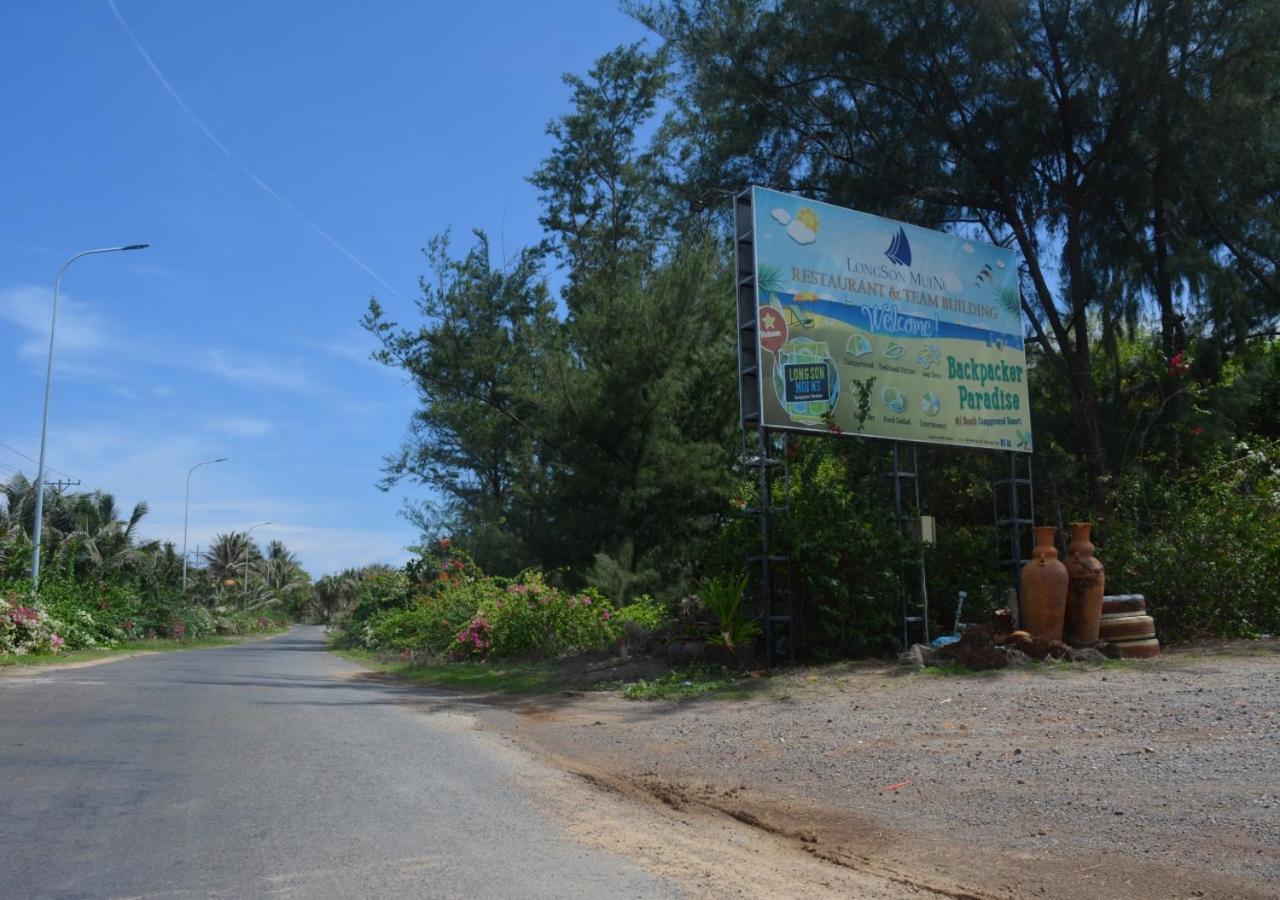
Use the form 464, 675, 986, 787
106, 0, 399, 296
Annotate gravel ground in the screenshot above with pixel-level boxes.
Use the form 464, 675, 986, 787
450, 641, 1280, 899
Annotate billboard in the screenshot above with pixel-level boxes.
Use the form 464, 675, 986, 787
748, 186, 1032, 452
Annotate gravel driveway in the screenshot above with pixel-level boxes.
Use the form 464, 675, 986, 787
455, 641, 1280, 899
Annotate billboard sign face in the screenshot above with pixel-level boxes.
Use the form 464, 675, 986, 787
749, 186, 1032, 451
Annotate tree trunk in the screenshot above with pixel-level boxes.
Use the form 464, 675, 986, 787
1069, 355, 1110, 519
1152, 165, 1178, 361
1064, 206, 1110, 519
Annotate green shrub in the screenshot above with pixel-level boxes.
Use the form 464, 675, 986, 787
38, 578, 133, 648
699, 572, 760, 652
347, 568, 412, 632
1103, 439, 1280, 640
614, 594, 670, 632
781, 442, 918, 658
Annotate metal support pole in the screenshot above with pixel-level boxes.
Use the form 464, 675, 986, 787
30, 244, 149, 590
1008, 452, 1022, 626
757, 427, 773, 667
913, 446, 930, 644
891, 443, 908, 648
182, 457, 227, 592
993, 450, 1035, 628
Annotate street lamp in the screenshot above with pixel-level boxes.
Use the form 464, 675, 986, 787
243, 522, 271, 612
182, 457, 227, 591
31, 244, 150, 591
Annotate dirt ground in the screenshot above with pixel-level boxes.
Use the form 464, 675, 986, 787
384, 641, 1280, 899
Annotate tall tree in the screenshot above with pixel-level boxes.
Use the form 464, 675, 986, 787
526, 42, 738, 583
639, 0, 1280, 514
367, 44, 740, 586
363, 232, 557, 572
529, 42, 673, 301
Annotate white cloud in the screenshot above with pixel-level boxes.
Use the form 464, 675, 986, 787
995, 258, 1007, 269
199, 350, 315, 394
171, 515, 412, 576
316, 332, 402, 380
33, 422, 409, 575
322, 340, 374, 365
0, 285, 114, 371
258, 524, 414, 574
207, 416, 274, 437
962, 243, 975, 254
1, 284, 323, 395
786, 220, 816, 245
771, 208, 792, 225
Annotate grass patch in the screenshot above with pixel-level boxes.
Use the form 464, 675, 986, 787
0, 633, 272, 669
1096, 657, 1135, 669
333, 649, 760, 701
333, 648, 569, 694
621, 664, 753, 701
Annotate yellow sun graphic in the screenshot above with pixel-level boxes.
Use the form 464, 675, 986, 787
796, 207, 820, 233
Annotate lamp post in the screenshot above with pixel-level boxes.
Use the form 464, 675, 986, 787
243, 522, 271, 612
30, 244, 149, 591
182, 457, 227, 591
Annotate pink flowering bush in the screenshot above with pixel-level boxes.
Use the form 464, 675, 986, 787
363, 576, 504, 653
0, 591, 63, 656
467, 572, 619, 658
451, 615, 492, 659
351, 548, 621, 660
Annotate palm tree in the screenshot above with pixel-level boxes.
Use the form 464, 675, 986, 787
313, 569, 361, 623
46, 491, 155, 579
258, 540, 311, 617
1, 473, 39, 539
203, 532, 257, 587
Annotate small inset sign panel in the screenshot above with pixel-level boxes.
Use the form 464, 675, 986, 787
783, 362, 831, 403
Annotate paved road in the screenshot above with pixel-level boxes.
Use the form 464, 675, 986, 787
0, 626, 676, 899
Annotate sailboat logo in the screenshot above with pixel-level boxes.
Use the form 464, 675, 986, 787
885, 227, 912, 266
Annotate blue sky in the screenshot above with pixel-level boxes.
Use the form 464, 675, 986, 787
0, 1, 651, 576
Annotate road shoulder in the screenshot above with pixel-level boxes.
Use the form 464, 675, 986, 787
338, 641, 1279, 900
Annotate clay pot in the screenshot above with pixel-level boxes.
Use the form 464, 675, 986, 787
1112, 637, 1161, 659
1099, 614, 1156, 642
1065, 522, 1106, 644
1102, 595, 1146, 615
1020, 526, 1069, 642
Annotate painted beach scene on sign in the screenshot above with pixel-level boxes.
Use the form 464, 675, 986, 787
752, 186, 1032, 451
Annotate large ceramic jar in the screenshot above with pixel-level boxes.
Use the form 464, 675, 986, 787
1065, 522, 1106, 644
1020, 526, 1069, 642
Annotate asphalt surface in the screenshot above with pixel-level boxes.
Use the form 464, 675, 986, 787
0, 626, 677, 899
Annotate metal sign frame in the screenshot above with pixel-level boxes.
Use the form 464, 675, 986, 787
734, 187, 1037, 656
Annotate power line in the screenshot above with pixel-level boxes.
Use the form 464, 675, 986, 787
105, 0, 400, 297
0, 440, 78, 481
